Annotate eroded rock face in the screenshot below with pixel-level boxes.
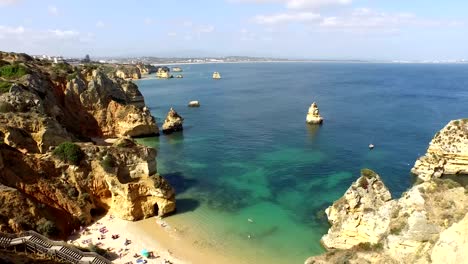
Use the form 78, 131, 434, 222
0, 51, 174, 238
162, 108, 184, 134
322, 169, 393, 249
115, 65, 141, 80
412, 119, 468, 181
308, 171, 468, 264
0, 139, 176, 236
430, 212, 468, 264
306, 102, 323, 124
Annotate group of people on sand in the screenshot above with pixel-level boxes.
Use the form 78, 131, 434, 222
72, 215, 177, 264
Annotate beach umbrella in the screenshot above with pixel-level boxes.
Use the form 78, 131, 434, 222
140, 249, 149, 258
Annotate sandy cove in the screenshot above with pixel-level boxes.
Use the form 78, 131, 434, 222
67, 214, 237, 264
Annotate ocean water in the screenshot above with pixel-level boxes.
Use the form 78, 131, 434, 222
135, 62, 468, 264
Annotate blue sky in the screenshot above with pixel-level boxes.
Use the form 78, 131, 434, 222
0, 0, 467, 60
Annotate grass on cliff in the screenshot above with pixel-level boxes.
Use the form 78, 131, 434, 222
52, 142, 84, 165
0, 63, 28, 79
0, 81, 11, 93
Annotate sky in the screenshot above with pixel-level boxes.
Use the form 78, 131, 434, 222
0, 0, 467, 60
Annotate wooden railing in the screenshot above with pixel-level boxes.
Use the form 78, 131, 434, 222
0, 230, 112, 264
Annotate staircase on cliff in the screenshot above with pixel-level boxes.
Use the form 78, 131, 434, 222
0, 230, 111, 264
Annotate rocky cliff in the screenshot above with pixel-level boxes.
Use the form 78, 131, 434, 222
412, 119, 468, 181
306, 120, 468, 264
0, 51, 174, 238
115, 65, 141, 80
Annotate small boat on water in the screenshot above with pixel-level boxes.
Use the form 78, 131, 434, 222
369, 144, 375, 150
212, 72, 221, 79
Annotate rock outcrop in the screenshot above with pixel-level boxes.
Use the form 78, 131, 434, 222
136, 64, 157, 75
172, 67, 182, 72
156, 67, 172, 79
188, 101, 200, 107
115, 65, 141, 80
306, 102, 323, 124
322, 169, 393, 249
412, 119, 468, 181
212, 72, 221, 79
307, 171, 467, 264
162, 108, 184, 134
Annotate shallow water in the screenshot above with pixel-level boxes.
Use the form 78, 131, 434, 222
135, 62, 468, 264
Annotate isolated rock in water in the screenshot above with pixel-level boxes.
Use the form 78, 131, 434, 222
162, 108, 184, 134
411, 119, 468, 181
188, 101, 200, 107
322, 169, 393, 249
212, 72, 221, 79
306, 102, 323, 124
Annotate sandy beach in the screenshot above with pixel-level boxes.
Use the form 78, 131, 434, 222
67, 213, 240, 264
68, 215, 185, 264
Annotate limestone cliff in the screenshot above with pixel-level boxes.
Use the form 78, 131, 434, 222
412, 119, 468, 181
0, 51, 175, 238
321, 169, 393, 249
136, 64, 157, 75
115, 65, 141, 80
307, 172, 467, 263
0, 51, 158, 142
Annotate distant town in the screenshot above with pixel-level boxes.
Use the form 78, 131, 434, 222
31, 54, 468, 66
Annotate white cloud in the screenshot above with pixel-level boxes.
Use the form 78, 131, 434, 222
48, 29, 79, 38
96, 21, 105, 28
183, 21, 193, 27
254, 12, 321, 24
252, 8, 462, 33
0, 25, 24, 35
229, 0, 351, 9
0, 0, 20, 6
197, 25, 215, 33
286, 0, 351, 9
144, 18, 153, 25
48, 5, 58, 15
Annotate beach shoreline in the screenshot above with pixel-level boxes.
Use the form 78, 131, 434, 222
67, 213, 241, 264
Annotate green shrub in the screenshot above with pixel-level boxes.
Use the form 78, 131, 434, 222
36, 218, 58, 236
101, 155, 115, 172
0, 81, 11, 93
88, 243, 108, 256
52, 142, 84, 165
78, 192, 91, 207
355, 242, 384, 251
357, 177, 369, 189
361, 168, 377, 179
67, 72, 78, 81
67, 187, 79, 199
0, 64, 28, 79
0, 102, 13, 113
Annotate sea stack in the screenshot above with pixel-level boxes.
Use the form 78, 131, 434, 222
162, 107, 184, 134
306, 102, 323, 124
188, 101, 200, 107
213, 71, 221, 79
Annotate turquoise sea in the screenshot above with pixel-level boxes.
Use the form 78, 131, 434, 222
136, 62, 468, 264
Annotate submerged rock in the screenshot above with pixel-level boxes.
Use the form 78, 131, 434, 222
306, 102, 323, 124
162, 108, 184, 134
412, 119, 468, 181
